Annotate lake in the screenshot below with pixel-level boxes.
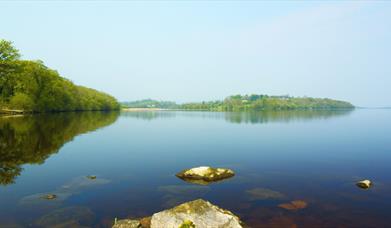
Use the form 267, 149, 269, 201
0, 109, 390, 228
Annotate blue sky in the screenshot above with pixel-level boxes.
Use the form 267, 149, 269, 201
1, 1, 390, 107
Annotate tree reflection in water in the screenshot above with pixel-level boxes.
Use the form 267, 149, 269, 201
0, 112, 119, 185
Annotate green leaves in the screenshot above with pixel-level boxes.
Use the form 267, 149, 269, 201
0, 40, 120, 112
179, 94, 354, 111
0, 39, 20, 61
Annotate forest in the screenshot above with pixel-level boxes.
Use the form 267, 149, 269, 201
121, 99, 177, 109
180, 94, 354, 111
0, 40, 119, 112
123, 95, 354, 111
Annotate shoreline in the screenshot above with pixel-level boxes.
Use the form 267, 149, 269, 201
121, 108, 166, 112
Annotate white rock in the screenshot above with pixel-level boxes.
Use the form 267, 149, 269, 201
150, 199, 243, 228
176, 166, 235, 185
356, 179, 372, 189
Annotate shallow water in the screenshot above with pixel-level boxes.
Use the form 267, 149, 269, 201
0, 109, 390, 228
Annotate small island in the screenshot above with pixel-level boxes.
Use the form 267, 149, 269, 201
122, 95, 354, 112
0, 40, 119, 113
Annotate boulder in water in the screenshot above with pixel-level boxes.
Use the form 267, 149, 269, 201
113, 199, 243, 228
356, 179, 372, 189
176, 166, 235, 185
150, 199, 243, 228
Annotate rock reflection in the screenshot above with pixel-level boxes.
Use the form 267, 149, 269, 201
0, 112, 119, 185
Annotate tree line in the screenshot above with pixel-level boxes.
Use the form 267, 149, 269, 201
180, 94, 354, 111
122, 94, 354, 111
0, 39, 119, 112
121, 99, 178, 109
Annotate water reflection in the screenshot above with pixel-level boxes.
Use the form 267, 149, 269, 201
120, 110, 176, 120
121, 109, 353, 123
224, 110, 353, 124
0, 112, 119, 186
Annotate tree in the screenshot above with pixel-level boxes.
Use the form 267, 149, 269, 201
0, 40, 20, 61
1, 39, 120, 112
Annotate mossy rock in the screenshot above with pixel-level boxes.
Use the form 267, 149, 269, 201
176, 166, 235, 185
179, 220, 195, 228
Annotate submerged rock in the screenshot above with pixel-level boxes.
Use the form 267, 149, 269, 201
176, 166, 235, 185
158, 185, 210, 208
35, 206, 95, 227
112, 217, 152, 228
19, 176, 110, 206
113, 219, 141, 228
150, 199, 243, 228
20, 192, 72, 208
60, 176, 110, 192
246, 188, 285, 200
42, 194, 57, 200
356, 179, 372, 189
278, 200, 308, 211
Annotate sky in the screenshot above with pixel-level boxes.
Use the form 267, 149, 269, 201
1, 1, 390, 107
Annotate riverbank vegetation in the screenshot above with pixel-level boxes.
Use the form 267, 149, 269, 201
0, 40, 119, 112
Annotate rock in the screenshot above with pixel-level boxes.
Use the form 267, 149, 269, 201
176, 166, 235, 185
113, 217, 151, 228
113, 219, 141, 228
42, 194, 57, 200
278, 200, 308, 210
139, 217, 151, 227
356, 179, 372, 189
246, 188, 285, 200
150, 199, 243, 228
178, 220, 195, 228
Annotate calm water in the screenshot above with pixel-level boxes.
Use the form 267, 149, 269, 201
0, 109, 390, 228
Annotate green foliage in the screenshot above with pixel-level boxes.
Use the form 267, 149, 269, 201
179, 94, 354, 111
0, 39, 119, 112
0, 40, 20, 61
121, 99, 178, 109
9, 93, 34, 110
